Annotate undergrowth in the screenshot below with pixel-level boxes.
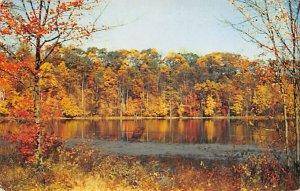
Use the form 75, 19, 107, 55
0, 143, 297, 191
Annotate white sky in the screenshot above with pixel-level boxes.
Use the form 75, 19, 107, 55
81, 0, 263, 59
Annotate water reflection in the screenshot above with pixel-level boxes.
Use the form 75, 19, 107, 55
0, 119, 281, 147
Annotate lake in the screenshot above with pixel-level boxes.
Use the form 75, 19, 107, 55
0, 119, 287, 161
0, 119, 282, 146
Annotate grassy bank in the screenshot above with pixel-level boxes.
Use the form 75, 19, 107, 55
0, 142, 297, 191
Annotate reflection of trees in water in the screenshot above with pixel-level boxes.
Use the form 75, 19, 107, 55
204, 120, 216, 143
0, 119, 284, 147
177, 120, 185, 143
104, 120, 120, 140
252, 128, 267, 147
140, 120, 174, 143
252, 126, 284, 147
218, 120, 229, 144
251, 120, 282, 148
121, 120, 170, 142
203, 120, 230, 144
230, 120, 249, 145
184, 120, 200, 144
58, 120, 90, 139
231, 124, 245, 144
57, 120, 120, 140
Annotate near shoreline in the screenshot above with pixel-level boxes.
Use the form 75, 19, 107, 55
65, 139, 285, 163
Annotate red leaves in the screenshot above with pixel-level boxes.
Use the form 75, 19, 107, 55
0, 54, 35, 75
5, 124, 62, 163
0, 0, 101, 45
9, 98, 34, 120
68, 0, 84, 8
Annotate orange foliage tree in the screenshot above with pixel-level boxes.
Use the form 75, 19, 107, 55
228, 0, 299, 166
0, 0, 107, 167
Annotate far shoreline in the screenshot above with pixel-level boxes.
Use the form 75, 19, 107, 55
56, 115, 286, 120
0, 115, 291, 121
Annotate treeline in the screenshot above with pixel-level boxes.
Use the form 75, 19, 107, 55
0, 45, 295, 118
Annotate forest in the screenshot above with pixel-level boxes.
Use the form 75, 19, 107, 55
0, 46, 295, 119
0, 0, 299, 190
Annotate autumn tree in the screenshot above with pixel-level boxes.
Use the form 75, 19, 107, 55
194, 80, 222, 116
0, 0, 107, 168
228, 0, 300, 165
64, 46, 94, 114
139, 49, 160, 110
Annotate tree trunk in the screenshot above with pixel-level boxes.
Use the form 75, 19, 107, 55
81, 76, 85, 115
227, 97, 231, 117
126, 89, 129, 111
281, 86, 290, 166
293, 80, 299, 162
34, 75, 43, 168
34, 37, 43, 169
119, 87, 123, 118
199, 98, 203, 117
146, 91, 149, 107
169, 100, 172, 118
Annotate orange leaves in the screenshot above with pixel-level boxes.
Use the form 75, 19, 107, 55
252, 64, 275, 82
0, 56, 35, 79
0, 52, 6, 62
0, 26, 12, 35
5, 124, 62, 163
68, 0, 84, 8
9, 96, 34, 120
0, 0, 102, 48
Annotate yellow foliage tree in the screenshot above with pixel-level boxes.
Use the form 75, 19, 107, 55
144, 97, 168, 117
61, 97, 83, 118
39, 62, 59, 92
232, 93, 243, 116
156, 97, 169, 117
124, 98, 139, 116
0, 100, 9, 116
177, 103, 185, 118
204, 95, 216, 117
253, 85, 272, 115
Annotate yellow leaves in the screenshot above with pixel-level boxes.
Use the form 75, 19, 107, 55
194, 80, 221, 93
177, 62, 190, 72
150, 48, 158, 55
123, 98, 139, 116
165, 52, 185, 62
159, 65, 171, 74
165, 52, 188, 69
232, 93, 244, 115
177, 103, 185, 118
39, 62, 59, 90
143, 96, 169, 117
40, 62, 54, 72
103, 67, 118, 88
252, 85, 272, 115
119, 60, 129, 76
57, 62, 69, 75
0, 100, 9, 116
155, 97, 169, 117
285, 84, 295, 116
204, 95, 216, 117
61, 97, 83, 118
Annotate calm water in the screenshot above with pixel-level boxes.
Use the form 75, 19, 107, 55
0, 119, 283, 148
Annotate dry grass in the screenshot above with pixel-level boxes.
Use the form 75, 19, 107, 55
0, 143, 297, 191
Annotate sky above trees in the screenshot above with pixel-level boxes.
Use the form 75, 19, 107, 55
81, 0, 264, 59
